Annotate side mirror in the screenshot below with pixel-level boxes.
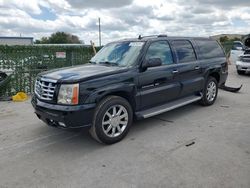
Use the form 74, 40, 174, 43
143, 58, 162, 69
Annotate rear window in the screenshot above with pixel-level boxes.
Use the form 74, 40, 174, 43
171, 40, 196, 63
196, 40, 225, 59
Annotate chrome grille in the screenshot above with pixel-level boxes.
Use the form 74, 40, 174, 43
242, 57, 250, 63
35, 78, 57, 100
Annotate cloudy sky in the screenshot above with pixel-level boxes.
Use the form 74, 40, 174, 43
0, 0, 249, 45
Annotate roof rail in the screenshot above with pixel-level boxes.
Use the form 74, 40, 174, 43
138, 34, 168, 39
157, 34, 168, 37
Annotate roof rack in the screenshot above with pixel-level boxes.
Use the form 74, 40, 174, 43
157, 34, 168, 38
138, 34, 168, 40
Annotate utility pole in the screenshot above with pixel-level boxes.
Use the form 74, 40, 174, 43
98, 17, 101, 47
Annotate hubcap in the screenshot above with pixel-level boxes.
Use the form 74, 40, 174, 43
102, 105, 128, 138
206, 81, 216, 102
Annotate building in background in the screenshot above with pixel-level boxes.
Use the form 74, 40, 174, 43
0, 37, 33, 45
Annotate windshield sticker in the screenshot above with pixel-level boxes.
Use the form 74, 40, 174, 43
129, 42, 144, 47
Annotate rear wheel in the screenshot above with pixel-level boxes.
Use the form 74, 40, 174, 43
237, 70, 245, 75
200, 76, 218, 106
89, 96, 133, 144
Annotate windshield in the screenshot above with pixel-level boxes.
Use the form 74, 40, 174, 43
90, 41, 144, 67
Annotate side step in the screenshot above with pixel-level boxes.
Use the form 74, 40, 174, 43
136, 95, 202, 119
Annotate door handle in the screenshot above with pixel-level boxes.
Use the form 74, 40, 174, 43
172, 70, 179, 74
194, 66, 200, 70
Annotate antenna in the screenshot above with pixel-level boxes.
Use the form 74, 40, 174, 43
98, 17, 101, 47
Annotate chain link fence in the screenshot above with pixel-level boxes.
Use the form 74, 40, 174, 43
221, 41, 234, 57
0, 45, 98, 96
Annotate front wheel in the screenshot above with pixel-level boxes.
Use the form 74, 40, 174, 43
200, 76, 218, 106
89, 96, 133, 144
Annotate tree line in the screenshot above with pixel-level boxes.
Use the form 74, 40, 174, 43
219, 36, 241, 43
35, 32, 83, 44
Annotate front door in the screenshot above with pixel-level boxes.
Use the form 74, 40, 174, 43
138, 40, 181, 109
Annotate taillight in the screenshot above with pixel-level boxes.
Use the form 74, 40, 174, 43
222, 58, 229, 72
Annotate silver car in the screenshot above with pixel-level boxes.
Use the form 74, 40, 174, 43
230, 41, 244, 64
236, 49, 250, 75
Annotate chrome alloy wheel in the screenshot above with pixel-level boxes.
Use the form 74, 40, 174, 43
102, 105, 128, 137
206, 81, 216, 102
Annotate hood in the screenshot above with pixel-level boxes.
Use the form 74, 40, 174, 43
40, 64, 129, 83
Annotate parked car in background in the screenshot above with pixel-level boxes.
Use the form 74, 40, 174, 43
236, 49, 250, 75
32, 35, 228, 144
229, 41, 245, 64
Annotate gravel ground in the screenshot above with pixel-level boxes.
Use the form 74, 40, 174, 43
0, 65, 249, 188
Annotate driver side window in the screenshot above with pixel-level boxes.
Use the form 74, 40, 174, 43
145, 41, 173, 65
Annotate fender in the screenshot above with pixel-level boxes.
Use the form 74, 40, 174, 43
84, 82, 137, 104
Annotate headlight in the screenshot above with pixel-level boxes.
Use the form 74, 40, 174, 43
57, 84, 79, 105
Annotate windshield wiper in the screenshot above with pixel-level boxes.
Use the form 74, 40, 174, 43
99, 61, 119, 66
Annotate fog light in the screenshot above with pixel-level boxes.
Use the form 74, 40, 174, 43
58, 122, 66, 127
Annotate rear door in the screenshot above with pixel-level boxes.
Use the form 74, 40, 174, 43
138, 40, 181, 109
170, 40, 204, 97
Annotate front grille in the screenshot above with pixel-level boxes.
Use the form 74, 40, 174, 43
35, 78, 57, 100
241, 55, 250, 63
242, 57, 250, 63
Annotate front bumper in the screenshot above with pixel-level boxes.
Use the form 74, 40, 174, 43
236, 61, 250, 72
31, 96, 96, 129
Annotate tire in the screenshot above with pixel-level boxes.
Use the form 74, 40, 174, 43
200, 76, 218, 106
89, 96, 133, 144
237, 70, 244, 75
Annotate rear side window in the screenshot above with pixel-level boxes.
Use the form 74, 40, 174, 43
145, 41, 173, 65
196, 40, 225, 59
171, 40, 196, 63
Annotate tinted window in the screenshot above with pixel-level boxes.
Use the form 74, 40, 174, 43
171, 40, 196, 63
196, 40, 225, 59
145, 41, 173, 65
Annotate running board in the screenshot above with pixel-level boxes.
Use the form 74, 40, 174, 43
136, 95, 202, 119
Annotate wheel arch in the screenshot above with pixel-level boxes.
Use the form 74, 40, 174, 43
101, 91, 136, 112
208, 71, 220, 83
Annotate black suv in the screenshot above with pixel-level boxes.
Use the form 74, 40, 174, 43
32, 35, 228, 144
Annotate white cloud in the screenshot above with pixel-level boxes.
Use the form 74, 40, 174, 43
1, 0, 41, 14
0, 0, 249, 45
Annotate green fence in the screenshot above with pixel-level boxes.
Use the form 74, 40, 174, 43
221, 41, 234, 56
0, 45, 98, 96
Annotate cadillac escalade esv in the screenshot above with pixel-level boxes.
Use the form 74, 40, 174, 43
32, 35, 228, 144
